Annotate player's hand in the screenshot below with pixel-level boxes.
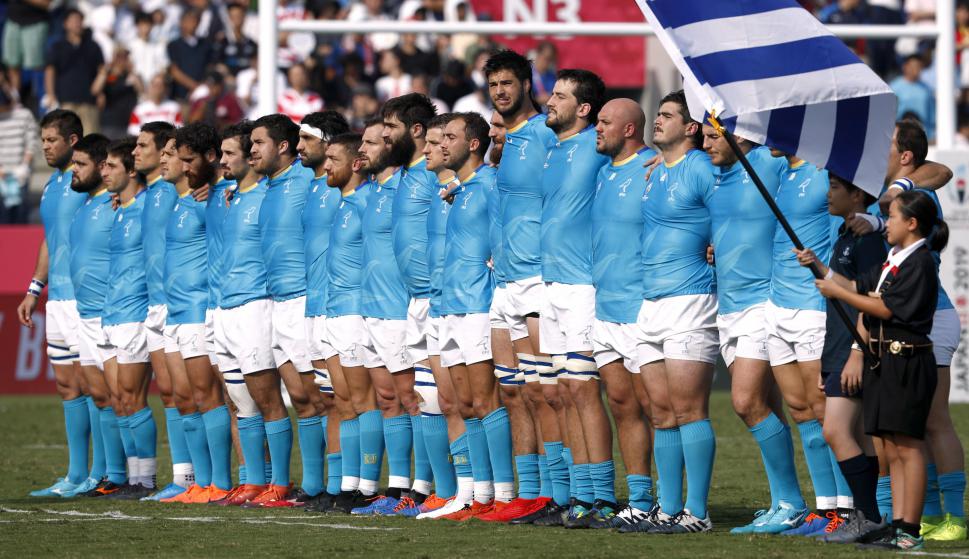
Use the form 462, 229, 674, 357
845, 213, 875, 236
643, 154, 661, 180
110, 193, 121, 210
841, 352, 863, 396
17, 294, 37, 328
793, 248, 821, 270
192, 183, 210, 202
814, 278, 843, 299
817, 371, 825, 391
706, 245, 715, 265
440, 180, 459, 205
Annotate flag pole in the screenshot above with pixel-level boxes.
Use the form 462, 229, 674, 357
707, 114, 880, 366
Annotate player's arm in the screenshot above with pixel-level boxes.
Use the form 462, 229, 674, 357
17, 240, 50, 328
793, 248, 855, 291
878, 160, 953, 213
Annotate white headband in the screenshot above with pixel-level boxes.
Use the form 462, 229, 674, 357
300, 123, 328, 141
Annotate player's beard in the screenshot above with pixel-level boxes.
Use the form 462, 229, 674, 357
597, 136, 623, 159
359, 152, 387, 176
547, 107, 576, 134
188, 163, 215, 190
489, 144, 503, 166
496, 91, 527, 120
445, 147, 471, 174
71, 173, 102, 193
385, 132, 415, 168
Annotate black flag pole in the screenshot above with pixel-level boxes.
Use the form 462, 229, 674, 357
707, 115, 880, 366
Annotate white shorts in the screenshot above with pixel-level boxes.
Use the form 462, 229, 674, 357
205, 308, 218, 366
505, 275, 545, 341
592, 319, 640, 373
930, 307, 961, 367
211, 308, 232, 370
428, 315, 442, 356
406, 298, 431, 364
45, 299, 80, 363
78, 316, 115, 370
717, 302, 770, 368
440, 313, 492, 368
540, 282, 595, 356
217, 298, 275, 375
636, 294, 719, 366
164, 322, 208, 359
326, 315, 368, 368
271, 296, 313, 373
489, 285, 512, 331
145, 304, 167, 353
305, 315, 337, 362
765, 300, 826, 366
362, 317, 411, 373
101, 322, 149, 364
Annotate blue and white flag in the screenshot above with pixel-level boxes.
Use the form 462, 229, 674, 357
636, 0, 896, 196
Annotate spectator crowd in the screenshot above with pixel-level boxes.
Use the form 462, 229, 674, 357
0, 0, 967, 222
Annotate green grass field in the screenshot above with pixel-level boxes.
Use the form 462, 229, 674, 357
1, 392, 967, 558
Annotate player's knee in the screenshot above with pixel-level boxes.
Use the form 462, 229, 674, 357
731, 391, 768, 426
607, 391, 641, 422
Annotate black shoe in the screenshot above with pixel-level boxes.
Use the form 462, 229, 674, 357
106, 483, 153, 500
304, 492, 335, 513
82, 479, 124, 497
574, 500, 621, 530
563, 500, 596, 529
533, 502, 569, 527
333, 490, 371, 514
288, 488, 317, 505
509, 501, 566, 525
618, 503, 673, 534
856, 527, 898, 550
411, 491, 429, 505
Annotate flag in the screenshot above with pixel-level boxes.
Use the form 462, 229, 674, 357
635, 0, 896, 197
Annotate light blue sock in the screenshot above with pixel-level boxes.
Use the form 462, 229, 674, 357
590, 460, 616, 504
876, 475, 892, 521
296, 416, 324, 496
237, 415, 265, 485
181, 412, 212, 487
627, 474, 654, 511
797, 420, 836, 509
939, 471, 966, 518
164, 407, 191, 467
201, 406, 231, 490
264, 456, 273, 483
384, 414, 413, 487
750, 413, 805, 509
654, 427, 684, 514
358, 411, 384, 484
129, 406, 157, 463
411, 415, 432, 489
563, 447, 576, 498
465, 418, 493, 484
574, 463, 594, 504
829, 447, 852, 506
63, 396, 91, 484
340, 417, 361, 483
923, 464, 942, 516
117, 414, 137, 460
450, 434, 472, 479
483, 408, 514, 487
423, 414, 456, 499
238, 464, 247, 485
99, 407, 127, 484
264, 417, 293, 487
681, 419, 716, 518
87, 398, 105, 480
321, 415, 328, 453
544, 441, 569, 506
326, 453, 342, 495
538, 453, 551, 499
515, 454, 540, 500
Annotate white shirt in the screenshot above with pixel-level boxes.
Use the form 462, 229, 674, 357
128, 37, 170, 87
375, 74, 413, 102
128, 99, 182, 136
277, 88, 324, 123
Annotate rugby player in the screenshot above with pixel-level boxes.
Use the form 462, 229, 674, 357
21, 110, 96, 497
590, 98, 657, 529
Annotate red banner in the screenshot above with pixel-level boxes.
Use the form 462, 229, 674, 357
469, 0, 646, 88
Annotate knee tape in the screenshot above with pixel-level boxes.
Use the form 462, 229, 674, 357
538, 356, 562, 385
495, 364, 524, 386
47, 341, 79, 364
564, 352, 598, 381
415, 365, 441, 415
517, 353, 539, 384
223, 369, 260, 418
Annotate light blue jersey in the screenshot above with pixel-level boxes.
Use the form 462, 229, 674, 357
592, 147, 657, 323
39, 166, 86, 301
260, 160, 312, 301
497, 113, 557, 281
326, 181, 372, 317
164, 191, 208, 325
69, 188, 114, 319
393, 157, 436, 299
206, 177, 233, 310
706, 147, 785, 315
361, 169, 410, 320
303, 173, 340, 317
427, 175, 456, 318
443, 165, 495, 314
220, 180, 270, 309
541, 125, 610, 285
641, 149, 716, 300
104, 191, 148, 326
911, 188, 953, 311
486, 167, 506, 286
770, 162, 831, 312
142, 176, 178, 307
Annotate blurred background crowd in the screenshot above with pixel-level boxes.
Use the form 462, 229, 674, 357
0, 0, 967, 223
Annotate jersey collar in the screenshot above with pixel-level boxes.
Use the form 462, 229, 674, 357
612, 146, 650, 167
